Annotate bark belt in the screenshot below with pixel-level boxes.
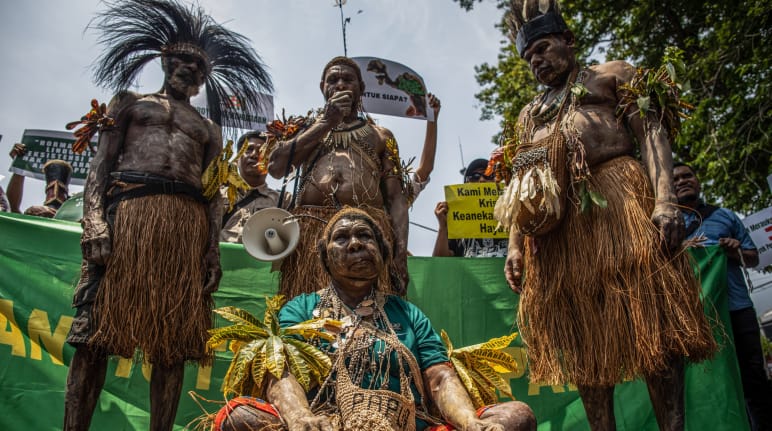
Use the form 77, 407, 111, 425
108, 171, 209, 209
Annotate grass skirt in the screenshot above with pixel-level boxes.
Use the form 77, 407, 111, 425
279, 205, 397, 298
518, 156, 716, 386
89, 194, 213, 367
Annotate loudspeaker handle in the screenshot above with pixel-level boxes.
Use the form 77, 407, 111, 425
264, 228, 286, 255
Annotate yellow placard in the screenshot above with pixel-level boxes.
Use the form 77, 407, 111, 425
444, 183, 507, 239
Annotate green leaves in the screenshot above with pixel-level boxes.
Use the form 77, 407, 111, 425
461, 0, 771, 214
441, 329, 519, 408
208, 296, 333, 398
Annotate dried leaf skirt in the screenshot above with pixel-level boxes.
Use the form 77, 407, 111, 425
518, 156, 716, 386
89, 194, 213, 367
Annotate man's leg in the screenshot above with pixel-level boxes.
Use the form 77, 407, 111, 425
643, 356, 685, 431
63, 345, 108, 431
577, 385, 616, 431
150, 362, 185, 431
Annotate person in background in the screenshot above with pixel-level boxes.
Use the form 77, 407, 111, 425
433, 158, 508, 257
220, 131, 289, 243
674, 162, 772, 431
410, 93, 441, 202
7, 143, 72, 218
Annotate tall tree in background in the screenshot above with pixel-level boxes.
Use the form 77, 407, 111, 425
455, 0, 771, 213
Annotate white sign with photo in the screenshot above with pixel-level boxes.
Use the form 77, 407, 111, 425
351, 56, 433, 121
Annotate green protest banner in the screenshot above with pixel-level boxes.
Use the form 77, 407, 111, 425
9, 129, 96, 186
0, 212, 748, 430
443, 183, 507, 239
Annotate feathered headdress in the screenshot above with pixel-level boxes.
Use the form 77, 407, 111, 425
506, 0, 569, 58
89, 0, 273, 130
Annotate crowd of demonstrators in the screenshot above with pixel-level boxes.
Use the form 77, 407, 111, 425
267, 56, 410, 298
0, 1, 754, 430
432, 158, 508, 258
496, 0, 717, 429
219, 131, 290, 244
674, 162, 772, 431
214, 208, 537, 431
61, 0, 272, 429
6, 143, 73, 218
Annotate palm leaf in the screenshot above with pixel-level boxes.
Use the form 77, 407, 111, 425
287, 337, 332, 377
478, 332, 519, 351
469, 356, 515, 400
213, 305, 266, 327
223, 340, 260, 395
466, 364, 500, 406
284, 342, 312, 391
206, 325, 268, 349
469, 349, 518, 374
250, 346, 268, 391
451, 356, 484, 407
265, 335, 286, 379
284, 318, 341, 342
440, 329, 454, 354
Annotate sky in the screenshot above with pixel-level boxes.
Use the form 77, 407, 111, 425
1, 0, 770, 315
0, 0, 507, 258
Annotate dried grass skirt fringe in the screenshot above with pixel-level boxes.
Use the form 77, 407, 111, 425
518, 156, 717, 386
89, 194, 213, 367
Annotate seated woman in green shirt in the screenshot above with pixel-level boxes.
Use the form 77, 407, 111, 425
216, 207, 535, 431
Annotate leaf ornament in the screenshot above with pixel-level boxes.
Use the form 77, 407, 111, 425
616, 47, 694, 143
201, 138, 250, 208
65, 98, 115, 154
440, 330, 520, 408
208, 296, 334, 397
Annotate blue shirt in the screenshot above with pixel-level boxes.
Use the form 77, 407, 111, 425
684, 204, 757, 311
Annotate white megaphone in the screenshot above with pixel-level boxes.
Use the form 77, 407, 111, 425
242, 207, 300, 264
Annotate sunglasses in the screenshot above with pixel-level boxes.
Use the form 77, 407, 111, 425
465, 172, 494, 182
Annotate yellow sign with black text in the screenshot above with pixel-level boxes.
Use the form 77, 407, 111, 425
444, 183, 507, 239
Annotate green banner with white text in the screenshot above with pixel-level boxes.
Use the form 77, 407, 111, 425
0, 212, 748, 430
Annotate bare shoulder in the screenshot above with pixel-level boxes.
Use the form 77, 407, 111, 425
107, 90, 141, 115
371, 123, 397, 154
372, 123, 396, 142
591, 60, 635, 83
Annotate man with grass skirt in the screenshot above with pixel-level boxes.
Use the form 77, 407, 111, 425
495, 1, 717, 429
63, 1, 272, 430
267, 56, 410, 298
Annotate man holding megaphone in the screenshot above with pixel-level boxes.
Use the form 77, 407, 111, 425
220, 131, 289, 244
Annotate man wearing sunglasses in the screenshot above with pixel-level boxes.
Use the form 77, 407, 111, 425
432, 158, 508, 257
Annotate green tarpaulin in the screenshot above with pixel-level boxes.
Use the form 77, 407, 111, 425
0, 212, 748, 430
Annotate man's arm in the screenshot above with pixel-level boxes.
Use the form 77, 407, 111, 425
264, 371, 333, 431
615, 62, 684, 251
424, 363, 503, 431
381, 131, 410, 288
432, 201, 454, 257
6, 144, 27, 213
267, 92, 350, 179
504, 229, 525, 293
202, 121, 224, 293
80, 92, 134, 265
414, 94, 441, 183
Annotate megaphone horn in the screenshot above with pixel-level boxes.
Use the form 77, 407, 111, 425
242, 207, 300, 263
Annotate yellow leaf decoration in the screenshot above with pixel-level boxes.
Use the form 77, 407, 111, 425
201, 138, 251, 209
208, 296, 333, 398
441, 329, 520, 408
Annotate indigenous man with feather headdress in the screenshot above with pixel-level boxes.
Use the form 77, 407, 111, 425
495, 0, 717, 429
63, 1, 272, 430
